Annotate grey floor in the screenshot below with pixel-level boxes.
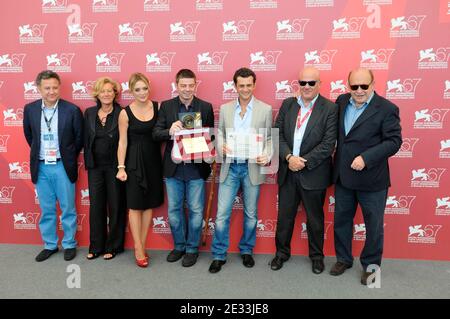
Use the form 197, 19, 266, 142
1, 244, 449, 299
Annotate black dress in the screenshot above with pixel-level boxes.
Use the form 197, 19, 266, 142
125, 103, 164, 210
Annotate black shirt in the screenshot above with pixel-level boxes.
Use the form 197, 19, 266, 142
93, 112, 114, 167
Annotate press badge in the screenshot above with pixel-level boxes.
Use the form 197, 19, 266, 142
43, 134, 57, 164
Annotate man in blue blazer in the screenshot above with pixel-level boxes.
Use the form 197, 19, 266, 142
23, 70, 83, 262
330, 68, 402, 285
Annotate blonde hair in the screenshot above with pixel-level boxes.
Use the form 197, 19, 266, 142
91, 77, 120, 102
128, 72, 150, 92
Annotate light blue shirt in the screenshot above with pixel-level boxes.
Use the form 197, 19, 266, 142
293, 95, 318, 156
344, 93, 374, 135
234, 96, 254, 133
39, 100, 60, 160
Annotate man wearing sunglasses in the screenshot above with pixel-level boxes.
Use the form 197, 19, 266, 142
271, 66, 338, 274
330, 68, 402, 285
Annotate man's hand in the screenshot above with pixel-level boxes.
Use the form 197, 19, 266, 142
351, 155, 366, 171
288, 156, 307, 172
169, 120, 183, 136
222, 143, 232, 156
256, 154, 268, 166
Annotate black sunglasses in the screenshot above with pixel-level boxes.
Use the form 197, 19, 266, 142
349, 83, 371, 91
298, 80, 317, 87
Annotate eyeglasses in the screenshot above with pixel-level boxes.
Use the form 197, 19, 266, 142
298, 80, 317, 87
349, 83, 372, 91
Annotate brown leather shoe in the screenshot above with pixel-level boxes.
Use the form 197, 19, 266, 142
329, 261, 352, 276
361, 271, 376, 285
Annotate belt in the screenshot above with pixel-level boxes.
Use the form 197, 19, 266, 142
39, 158, 61, 162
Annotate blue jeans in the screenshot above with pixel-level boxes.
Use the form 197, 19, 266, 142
211, 163, 260, 260
165, 177, 205, 253
35, 161, 77, 250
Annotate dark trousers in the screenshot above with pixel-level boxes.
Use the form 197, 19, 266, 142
275, 171, 326, 261
87, 166, 127, 254
333, 181, 387, 270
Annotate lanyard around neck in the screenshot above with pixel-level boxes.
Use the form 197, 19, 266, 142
42, 106, 57, 133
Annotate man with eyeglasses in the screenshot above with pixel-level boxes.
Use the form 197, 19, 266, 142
270, 66, 338, 274
330, 68, 402, 285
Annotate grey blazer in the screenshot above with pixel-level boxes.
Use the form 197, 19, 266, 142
217, 97, 273, 185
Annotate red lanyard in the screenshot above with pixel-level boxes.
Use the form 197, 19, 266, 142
296, 101, 315, 130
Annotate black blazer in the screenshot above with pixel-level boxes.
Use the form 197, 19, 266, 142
275, 95, 338, 190
152, 96, 214, 180
23, 99, 84, 184
83, 102, 121, 169
333, 92, 402, 191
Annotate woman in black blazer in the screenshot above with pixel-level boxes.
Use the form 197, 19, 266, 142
84, 77, 126, 260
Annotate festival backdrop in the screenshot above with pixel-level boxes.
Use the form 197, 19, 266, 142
0, 0, 449, 260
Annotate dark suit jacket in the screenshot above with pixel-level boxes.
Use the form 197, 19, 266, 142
23, 99, 84, 184
152, 96, 214, 180
275, 95, 338, 190
83, 102, 121, 169
333, 92, 402, 191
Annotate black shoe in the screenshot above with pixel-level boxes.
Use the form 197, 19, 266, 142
209, 260, 226, 273
64, 248, 77, 261
312, 260, 325, 274
270, 256, 286, 271
330, 261, 352, 276
242, 254, 255, 268
167, 249, 185, 262
35, 248, 58, 262
182, 253, 199, 267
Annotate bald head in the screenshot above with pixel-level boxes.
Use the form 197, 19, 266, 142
347, 68, 375, 107
298, 66, 321, 104
348, 68, 374, 85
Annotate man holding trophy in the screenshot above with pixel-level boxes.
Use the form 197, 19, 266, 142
153, 69, 214, 267
209, 67, 273, 273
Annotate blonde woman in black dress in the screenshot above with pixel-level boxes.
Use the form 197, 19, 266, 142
116, 73, 164, 268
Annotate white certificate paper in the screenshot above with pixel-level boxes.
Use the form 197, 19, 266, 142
181, 136, 209, 154
226, 132, 263, 159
